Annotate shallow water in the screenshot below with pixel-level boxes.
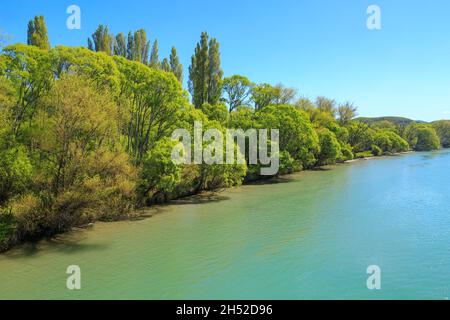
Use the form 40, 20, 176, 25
1, 150, 450, 299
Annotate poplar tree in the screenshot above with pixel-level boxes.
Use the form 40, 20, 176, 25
207, 38, 223, 105
126, 32, 134, 60
169, 47, 183, 83
27, 16, 50, 50
114, 33, 127, 57
90, 25, 112, 55
188, 32, 210, 108
161, 58, 171, 72
132, 29, 149, 64
149, 39, 160, 68
188, 32, 223, 108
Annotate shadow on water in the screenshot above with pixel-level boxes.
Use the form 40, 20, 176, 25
246, 176, 297, 185
2, 230, 110, 259
169, 193, 230, 205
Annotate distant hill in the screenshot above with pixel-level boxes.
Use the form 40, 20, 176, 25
355, 116, 427, 126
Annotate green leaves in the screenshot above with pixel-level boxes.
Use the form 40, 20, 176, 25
27, 16, 50, 50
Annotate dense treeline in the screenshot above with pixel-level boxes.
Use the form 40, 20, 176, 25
0, 17, 447, 251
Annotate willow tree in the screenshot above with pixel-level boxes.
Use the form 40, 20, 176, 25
222, 75, 253, 112
27, 16, 50, 50
114, 56, 187, 162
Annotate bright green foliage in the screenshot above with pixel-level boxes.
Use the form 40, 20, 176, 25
373, 131, 409, 153
1, 44, 53, 136
278, 150, 302, 175
139, 138, 183, 203
432, 120, 450, 148
251, 84, 279, 110
348, 122, 375, 153
222, 75, 253, 112
50, 46, 120, 94
257, 104, 319, 168
27, 16, 50, 50
316, 128, 342, 165
229, 106, 258, 130
405, 124, 440, 151
339, 143, 354, 161
114, 56, 186, 162
0, 147, 33, 204
201, 102, 228, 124
337, 102, 357, 125
371, 144, 382, 156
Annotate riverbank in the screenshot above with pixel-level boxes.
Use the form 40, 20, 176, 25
0, 149, 418, 254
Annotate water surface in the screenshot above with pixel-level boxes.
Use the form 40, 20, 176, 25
1, 150, 449, 299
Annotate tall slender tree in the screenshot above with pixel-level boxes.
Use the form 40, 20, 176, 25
114, 33, 127, 57
90, 24, 113, 55
161, 58, 171, 72
27, 16, 50, 50
87, 38, 94, 51
188, 32, 223, 108
126, 32, 134, 60
132, 29, 149, 64
169, 47, 183, 83
149, 39, 160, 68
207, 38, 223, 105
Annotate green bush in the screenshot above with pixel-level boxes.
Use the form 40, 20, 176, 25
371, 144, 382, 156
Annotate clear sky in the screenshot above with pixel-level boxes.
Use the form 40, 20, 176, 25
1, 0, 450, 121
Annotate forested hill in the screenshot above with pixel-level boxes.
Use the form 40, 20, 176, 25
356, 116, 427, 126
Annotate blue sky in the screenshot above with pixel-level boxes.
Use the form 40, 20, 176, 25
1, 0, 450, 121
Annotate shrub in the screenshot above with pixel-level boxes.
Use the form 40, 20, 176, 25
371, 144, 382, 156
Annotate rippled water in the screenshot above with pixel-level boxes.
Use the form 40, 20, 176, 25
1, 150, 450, 299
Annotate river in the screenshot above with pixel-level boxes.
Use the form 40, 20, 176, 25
1, 150, 449, 299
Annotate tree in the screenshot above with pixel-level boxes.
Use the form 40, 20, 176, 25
257, 104, 319, 168
188, 32, 223, 108
90, 25, 112, 55
432, 120, 450, 148
337, 102, 358, 125
138, 138, 183, 203
126, 32, 134, 60
114, 33, 127, 57
169, 47, 183, 83
207, 38, 223, 105
87, 38, 94, 51
27, 16, 50, 50
251, 84, 276, 110
131, 29, 149, 64
161, 58, 171, 72
316, 96, 336, 116
273, 84, 297, 105
405, 124, 440, 151
114, 56, 187, 162
316, 128, 342, 165
348, 122, 374, 152
1, 44, 53, 136
222, 75, 253, 112
149, 39, 159, 68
